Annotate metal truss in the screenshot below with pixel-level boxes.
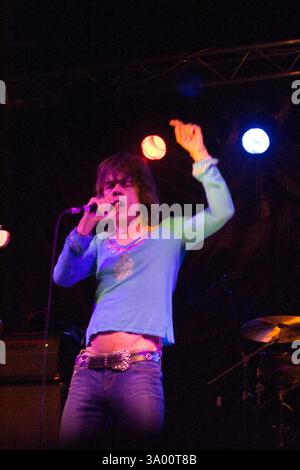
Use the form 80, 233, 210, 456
89, 38, 300, 93
3, 38, 300, 104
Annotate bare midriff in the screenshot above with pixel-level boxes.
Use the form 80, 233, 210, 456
86, 331, 162, 355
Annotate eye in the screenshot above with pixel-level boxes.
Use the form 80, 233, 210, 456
123, 178, 133, 187
104, 181, 115, 189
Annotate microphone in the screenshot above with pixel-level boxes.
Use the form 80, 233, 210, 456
67, 203, 98, 215
67, 201, 118, 215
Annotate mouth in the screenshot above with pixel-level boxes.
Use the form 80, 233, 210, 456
112, 199, 126, 208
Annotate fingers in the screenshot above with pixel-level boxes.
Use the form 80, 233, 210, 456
82, 196, 114, 222
96, 201, 115, 220
169, 119, 201, 145
169, 119, 184, 142
184, 124, 195, 141
87, 196, 100, 206
169, 119, 181, 127
173, 121, 183, 144
191, 124, 201, 140
87, 195, 112, 207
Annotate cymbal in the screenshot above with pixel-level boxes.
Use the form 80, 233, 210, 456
241, 316, 300, 343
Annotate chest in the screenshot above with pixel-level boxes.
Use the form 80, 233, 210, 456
98, 237, 184, 276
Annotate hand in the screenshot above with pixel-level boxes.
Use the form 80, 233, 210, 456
169, 119, 211, 162
77, 196, 115, 236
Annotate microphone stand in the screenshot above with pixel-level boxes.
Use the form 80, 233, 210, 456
207, 337, 279, 447
39, 208, 75, 449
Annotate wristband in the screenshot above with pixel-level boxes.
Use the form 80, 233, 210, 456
192, 157, 219, 179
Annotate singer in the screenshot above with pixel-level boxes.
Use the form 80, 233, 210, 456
53, 120, 235, 449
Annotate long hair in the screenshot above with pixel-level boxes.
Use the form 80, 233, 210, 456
96, 152, 159, 223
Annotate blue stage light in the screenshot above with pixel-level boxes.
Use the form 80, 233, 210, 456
242, 128, 270, 155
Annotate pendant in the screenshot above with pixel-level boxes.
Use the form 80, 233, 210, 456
114, 253, 134, 281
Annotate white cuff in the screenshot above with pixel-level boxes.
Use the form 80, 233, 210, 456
192, 158, 219, 179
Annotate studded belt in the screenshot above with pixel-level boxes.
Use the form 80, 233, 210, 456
74, 349, 162, 372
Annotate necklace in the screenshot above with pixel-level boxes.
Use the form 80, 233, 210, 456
105, 237, 145, 281
105, 236, 145, 254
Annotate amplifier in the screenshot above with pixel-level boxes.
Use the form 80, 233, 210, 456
0, 335, 60, 383
0, 383, 62, 449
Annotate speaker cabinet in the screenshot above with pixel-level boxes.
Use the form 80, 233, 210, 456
0, 383, 62, 449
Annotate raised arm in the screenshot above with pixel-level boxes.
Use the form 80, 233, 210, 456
170, 120, 235, 250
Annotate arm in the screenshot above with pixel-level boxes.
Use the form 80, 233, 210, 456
170, 120, 235, 250
184, 160, 235, 249
53, 194, 114, 287
53, 228, 97, 287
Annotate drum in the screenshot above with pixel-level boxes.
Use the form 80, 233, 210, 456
257, 351, 300, 389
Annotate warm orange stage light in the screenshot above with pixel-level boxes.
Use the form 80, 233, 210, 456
141, 135, 167, 160
0, 226, 10, 248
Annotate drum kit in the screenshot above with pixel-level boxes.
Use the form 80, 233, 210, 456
209, 315, 300, 448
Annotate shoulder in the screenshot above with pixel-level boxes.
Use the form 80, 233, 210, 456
159, 216, 184, 239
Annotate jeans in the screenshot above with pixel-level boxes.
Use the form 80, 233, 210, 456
59, 359, 164, 449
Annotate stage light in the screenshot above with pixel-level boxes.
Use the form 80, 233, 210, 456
0, 226, 10, 248
240, 112, 277, 155
242, 128, 270, 155
176, 69, 203, 98
141, 135, 167, 160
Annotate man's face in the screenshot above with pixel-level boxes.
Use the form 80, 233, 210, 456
102, 171, 140, 223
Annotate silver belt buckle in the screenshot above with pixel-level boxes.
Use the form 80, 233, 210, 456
110, 349, 131, 372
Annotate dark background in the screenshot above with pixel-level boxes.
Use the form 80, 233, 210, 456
1, 0, 300, 449
2, 0, 300, 69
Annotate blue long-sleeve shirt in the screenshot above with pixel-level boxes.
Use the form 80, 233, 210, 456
53, 161, 235, 346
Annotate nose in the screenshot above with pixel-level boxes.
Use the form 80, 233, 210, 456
112, 183, 124, 196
